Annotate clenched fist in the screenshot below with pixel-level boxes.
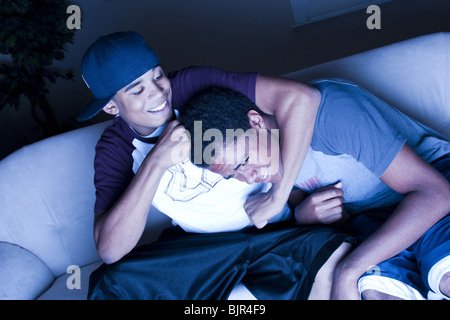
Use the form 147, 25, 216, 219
151, 120, 191, 169
294, 182, 345, 225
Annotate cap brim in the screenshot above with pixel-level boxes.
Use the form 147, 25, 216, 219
76, 94, 114, 121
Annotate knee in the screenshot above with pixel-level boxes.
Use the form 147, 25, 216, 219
317, 242, 352, 277
308, 242, 352, 300
320, 242, 352, 279
329, 242, 353, 267
439, 271, 450, 298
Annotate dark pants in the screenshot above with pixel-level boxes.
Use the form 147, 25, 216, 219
88, 221, 353, 300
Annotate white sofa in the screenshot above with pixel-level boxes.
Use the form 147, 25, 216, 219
0, 32, 449, 300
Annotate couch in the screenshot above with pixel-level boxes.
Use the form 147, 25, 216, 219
0, 32, 449, 300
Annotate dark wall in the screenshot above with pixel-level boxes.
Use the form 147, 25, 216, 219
1, 0, 449, 159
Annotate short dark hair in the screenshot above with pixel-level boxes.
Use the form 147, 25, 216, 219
179, 87, 264, 168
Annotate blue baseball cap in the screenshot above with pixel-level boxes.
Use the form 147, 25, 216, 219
77, 31, 160, 121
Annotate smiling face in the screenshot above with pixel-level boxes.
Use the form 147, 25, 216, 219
103, 66, 173, 136
208, 129, 283, 185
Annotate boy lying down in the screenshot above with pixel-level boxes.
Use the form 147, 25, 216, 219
180, 84, 450, 300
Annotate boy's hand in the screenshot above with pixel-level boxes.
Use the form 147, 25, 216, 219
294, 182, 344, 225
244, 190, 286, 228
151, 120, 191, 169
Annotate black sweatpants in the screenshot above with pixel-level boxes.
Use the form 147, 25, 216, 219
88, 221, 353, 300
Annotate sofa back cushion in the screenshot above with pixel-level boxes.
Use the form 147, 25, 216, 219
284, 32, 450, 139
0, 122, 110, 276
0, 120, 172, 278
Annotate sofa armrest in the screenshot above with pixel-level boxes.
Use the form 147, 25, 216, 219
0, 242, 55, 299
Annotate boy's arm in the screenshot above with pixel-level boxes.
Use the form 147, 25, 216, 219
244, 75, 321, 228
94, 121, 189, 264
332, 143, 450, 299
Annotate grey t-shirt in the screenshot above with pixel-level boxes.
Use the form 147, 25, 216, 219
296, 79, 450, 214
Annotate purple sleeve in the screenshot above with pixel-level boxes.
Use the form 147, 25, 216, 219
168, 66, 260, 112
93, 120, 135, 213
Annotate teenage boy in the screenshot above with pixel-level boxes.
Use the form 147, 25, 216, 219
180, 85, 450, 300
79, 31, 353, 299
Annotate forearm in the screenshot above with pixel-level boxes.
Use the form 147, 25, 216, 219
272, 102, 316, 203
94, 155, 166, 264
256, 75, 320, 204
243, 76, 320, 228
94, 120, 188, 263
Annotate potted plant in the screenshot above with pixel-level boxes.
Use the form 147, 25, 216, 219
0, 0, 76, 140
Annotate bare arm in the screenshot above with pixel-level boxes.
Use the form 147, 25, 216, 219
94, 156, 165, 264
332, 143, 450, 299
94, 121, 188, 264
244, 75, 320, 228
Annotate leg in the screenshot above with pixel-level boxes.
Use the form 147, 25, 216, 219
358, 248, 427, 300
308, 242, 352, 300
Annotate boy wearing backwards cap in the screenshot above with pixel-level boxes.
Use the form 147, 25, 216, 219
80, 31, 353, 299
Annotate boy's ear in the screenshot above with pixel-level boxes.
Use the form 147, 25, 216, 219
103, 100, 119, 116
247, 110, 266, 130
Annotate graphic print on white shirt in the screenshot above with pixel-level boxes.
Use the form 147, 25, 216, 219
131, 137, 291, 233
164, 159, 223, 202
131, 138, 222, 201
